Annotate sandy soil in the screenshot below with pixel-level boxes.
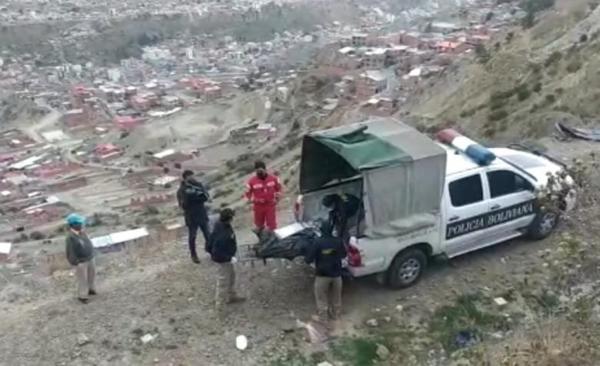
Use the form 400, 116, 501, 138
0, 203, 561, 366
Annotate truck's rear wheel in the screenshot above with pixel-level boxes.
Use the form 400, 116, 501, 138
527, 210, 559, 240
387, 249, 427, 289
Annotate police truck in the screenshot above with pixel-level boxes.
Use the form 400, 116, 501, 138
295, 118, 576, 288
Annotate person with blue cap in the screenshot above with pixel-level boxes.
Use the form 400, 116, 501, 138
65, 213, 96, 304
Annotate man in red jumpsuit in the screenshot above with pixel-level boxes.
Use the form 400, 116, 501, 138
245, 161, 281, 231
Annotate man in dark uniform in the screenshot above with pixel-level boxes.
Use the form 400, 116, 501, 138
177, 170, 210, 263
305, 222, 347, 321
209, 208, 245, 310
322, 193, 362, 242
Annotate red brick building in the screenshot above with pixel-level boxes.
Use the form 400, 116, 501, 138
113, 116, 145, 130
94, 144, 123, 160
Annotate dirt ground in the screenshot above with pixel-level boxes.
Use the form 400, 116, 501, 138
0, 195, 570, 366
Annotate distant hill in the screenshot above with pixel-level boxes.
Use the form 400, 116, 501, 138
408, 0, 600, 143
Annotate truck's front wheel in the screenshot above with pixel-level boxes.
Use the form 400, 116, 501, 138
387, 249, 427, 289
527, 210, 559, 240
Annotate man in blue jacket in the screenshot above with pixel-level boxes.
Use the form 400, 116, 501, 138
65, 213, 96, 304
209, 208, 245, 310
177, 170, 210, 263
305, 222, 347, 320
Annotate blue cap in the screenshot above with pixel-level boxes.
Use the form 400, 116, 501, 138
66, 213, 85, 226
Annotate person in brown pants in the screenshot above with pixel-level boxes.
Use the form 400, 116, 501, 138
65, 213, 97, 304
208, 208, 245, 310
305, 222, 347, 320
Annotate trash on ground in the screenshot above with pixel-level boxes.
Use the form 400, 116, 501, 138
140, 333, 157, 344
556, 122, 600, 141
494, 297, 508, 306
454, 330, 479, 349
235, 335, 248, 350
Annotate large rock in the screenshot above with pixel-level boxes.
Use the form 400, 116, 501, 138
365, 318, 379, 327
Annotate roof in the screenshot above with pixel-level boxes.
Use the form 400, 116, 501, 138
153, 149, 176, 159
338, 47, 355, 54
365, 48, 387, 56
10, 154, 47, 170
153, 175, 178, 186
364, 70, 387, 82
42, 130, 68, 142
91, 228, 149, 248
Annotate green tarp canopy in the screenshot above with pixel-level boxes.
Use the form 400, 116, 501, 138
299, 118, 447, 230
300, 119, 441, 193
299, 118, 447, 229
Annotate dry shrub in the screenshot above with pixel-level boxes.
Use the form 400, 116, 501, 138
489, 319, 598, 366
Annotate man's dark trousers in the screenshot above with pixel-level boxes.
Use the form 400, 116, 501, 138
186, 211, 210, 259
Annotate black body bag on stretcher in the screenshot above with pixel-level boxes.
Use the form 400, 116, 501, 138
253, 226, 319, 260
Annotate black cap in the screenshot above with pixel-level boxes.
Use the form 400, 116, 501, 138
182, 170, 194, 179
254, 160, 266, 170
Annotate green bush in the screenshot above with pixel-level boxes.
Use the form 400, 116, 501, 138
520, 0, 555, 13
518, 89, 531, 101
532, 82, 543, 93
475, 44, 491, 64
491, 89, 516, 100
30, 231, 45, 240
544, 51, 562, 67
566, 60, 582, 73
545, 94, 557, 104
489, 109, 509, 121
522, 11, 536, 29
490, 97, 507, 111
516, 84, 531, 101
529, 62, 542, 74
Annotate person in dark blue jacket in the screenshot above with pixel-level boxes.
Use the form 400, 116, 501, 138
305, 222, 347, 320
177, 170, 210, 263
209, 208, 245, 310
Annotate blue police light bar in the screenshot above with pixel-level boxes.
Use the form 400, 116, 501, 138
436, 129, 496, 166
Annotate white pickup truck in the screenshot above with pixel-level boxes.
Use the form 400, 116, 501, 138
295, 118, 575, 288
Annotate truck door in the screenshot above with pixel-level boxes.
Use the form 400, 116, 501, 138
483, 169, 536, 239
443, 172, 490, 257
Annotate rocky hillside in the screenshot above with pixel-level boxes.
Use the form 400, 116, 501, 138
409, 0, 600, 143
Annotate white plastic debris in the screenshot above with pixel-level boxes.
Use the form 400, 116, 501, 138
236, 335, 248, 350
141, 334, 157, 344
494, 297, 508, 306
366, 318, 379, 327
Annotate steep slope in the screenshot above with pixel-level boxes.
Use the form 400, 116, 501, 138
409, 0, 600, 143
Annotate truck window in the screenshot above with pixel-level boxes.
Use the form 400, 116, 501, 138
487, 170, 534, 198
449, 174, 483, 207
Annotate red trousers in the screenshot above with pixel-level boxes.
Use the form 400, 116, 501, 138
253, 203, 277, 231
